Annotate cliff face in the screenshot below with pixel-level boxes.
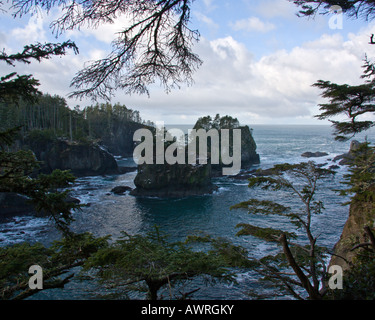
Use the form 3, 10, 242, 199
330, 193, 375, 270
210, 125, 260, 176
238, 125, 260, 169
27, 139, 119, 177
131, 163, 215, 198
131, 124, 260, 198
329, 141, 375, 270
100, 120, 148, 157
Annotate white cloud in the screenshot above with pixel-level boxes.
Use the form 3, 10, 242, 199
10, 15, 48, 44
231, 17, 275, 33
121, 29, 371, 124
65, 14, 132, 44
255, 0, 296, 19
202, 0, 217, 11
4, 9, 375, 125
193, 11, 219, 30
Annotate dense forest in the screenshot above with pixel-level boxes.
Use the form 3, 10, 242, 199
0, 94, 154, 144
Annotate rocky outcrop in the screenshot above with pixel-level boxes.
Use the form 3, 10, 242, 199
26, 138, 119, 177
332, 140, 362, 165
100, 120, 149, 157
0, 192, 80, 218
111, 186, 133, 195
239, 126, 261, 169
329, 192, 375, 270
130, 163, 216, 198
0, 193, 36, 218
211, 125, 260, 176
329, 140, 375, 270
130, 123, 260, 198
301, 151, 329, 158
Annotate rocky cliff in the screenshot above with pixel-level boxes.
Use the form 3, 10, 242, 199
26, 138, 119, 177
99, 120, 149, 157
329, 141, 375, 270
330, 191, 375, 270
209, 125, 260, 176
131, 163, 216, 198
238, 125, 260, 169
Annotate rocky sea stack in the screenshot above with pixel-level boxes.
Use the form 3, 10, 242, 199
131, 115, 260, 198
131, 163, 216, 198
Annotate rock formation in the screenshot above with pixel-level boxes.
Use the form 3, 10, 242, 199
301, 151, 329, 158
210, 125, 260, 176
130, 163, 216, 198
332, 140, 362, 165
329, 141, 375, 270
26, 138, 119, 177
329, 190, 375, 270
99, 120, 149, 157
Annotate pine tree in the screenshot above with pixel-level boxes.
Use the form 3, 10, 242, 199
313, 57, 375, 141
231, 162, 335, 300
82, 227, 237, 300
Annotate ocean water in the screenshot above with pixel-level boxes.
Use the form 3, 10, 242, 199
1, 125, 374, 300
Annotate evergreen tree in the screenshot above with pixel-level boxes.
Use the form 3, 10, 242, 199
292, 0, 375, 20
0, 41, 78, 104
82, 227, 237, 300
0, 41, 79, 234
313, 58, 375, 141
231, 162, 335, 300
9, 0, 201, 100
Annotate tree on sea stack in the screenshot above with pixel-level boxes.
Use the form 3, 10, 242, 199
231, 162, 335, 300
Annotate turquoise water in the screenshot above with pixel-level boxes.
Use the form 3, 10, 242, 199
1, 125, 374, 299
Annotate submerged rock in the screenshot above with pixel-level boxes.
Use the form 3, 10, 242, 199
301, 151, 329, 158
111, 186, 133, 195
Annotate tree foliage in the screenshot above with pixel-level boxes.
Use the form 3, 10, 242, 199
231, 162, 335, 300
292, 0, 375, 20
0, 41, 78, 104
0, 94, 151, 143
9, 0, 201, 100
339, 142, 375, 203
82, 227, 236, 300
0, 41, 80, 235
0, 232, 109, 300
193, 114, 240, 130
313, 58, 375, 141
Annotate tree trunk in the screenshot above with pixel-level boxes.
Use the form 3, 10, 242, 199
280, 233, 322, 300
145, 278, 168, 300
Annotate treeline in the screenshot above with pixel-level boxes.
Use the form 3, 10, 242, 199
0, 93, 154, 142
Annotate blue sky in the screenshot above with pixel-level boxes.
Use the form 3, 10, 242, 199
1, 0, 375, 125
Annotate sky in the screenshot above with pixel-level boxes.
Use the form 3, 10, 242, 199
1, 0, 375, 125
